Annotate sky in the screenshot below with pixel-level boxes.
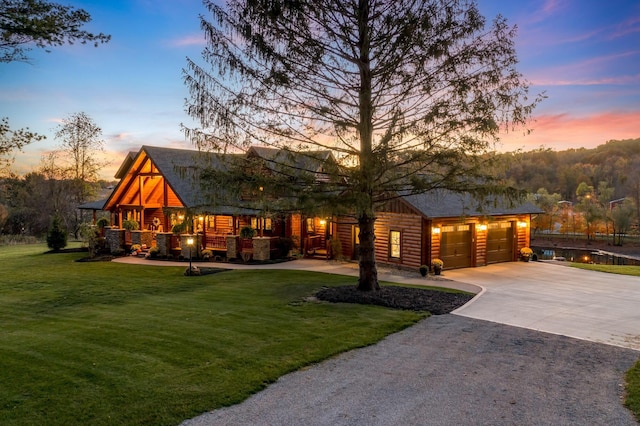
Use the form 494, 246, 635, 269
1, 0, 639, 180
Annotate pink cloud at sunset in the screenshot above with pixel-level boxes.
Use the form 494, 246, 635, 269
499, 111, 640, 152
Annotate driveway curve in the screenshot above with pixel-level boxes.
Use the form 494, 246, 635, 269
447, 261, 640, 351
182, 315, 638, 426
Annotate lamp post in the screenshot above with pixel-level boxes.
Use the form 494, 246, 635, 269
187, 237, 194, 275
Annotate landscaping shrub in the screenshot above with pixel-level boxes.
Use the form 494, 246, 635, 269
46, 215, 67, 251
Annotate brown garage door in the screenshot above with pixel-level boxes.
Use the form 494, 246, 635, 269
440, 225, 472, 269
486, 222, 513, 264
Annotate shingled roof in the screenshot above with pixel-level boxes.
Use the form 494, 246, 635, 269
140, 145, 263, 215
401, 189, 542, 218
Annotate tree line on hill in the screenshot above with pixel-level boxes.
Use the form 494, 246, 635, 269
499, 138, 640, 245
2, 137, 638, 247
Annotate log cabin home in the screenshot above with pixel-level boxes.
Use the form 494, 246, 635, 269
100, 145, 334, 260
96, 145, 540, 268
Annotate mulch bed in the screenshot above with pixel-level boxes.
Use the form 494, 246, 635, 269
315, 285, 474, 315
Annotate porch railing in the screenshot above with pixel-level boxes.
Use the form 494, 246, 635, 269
205, 235, 227, 250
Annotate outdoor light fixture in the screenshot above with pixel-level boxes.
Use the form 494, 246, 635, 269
517, 221, 527, 228
477, 224, 487, 231
319, 219, 326, 226
432, 227, 441, 235
187, 237, 194, 275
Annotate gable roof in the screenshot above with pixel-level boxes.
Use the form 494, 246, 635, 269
141, 145, 218, 207
114, 151, 137, 179
401, 190, 542, 219
247, 146, 336, 182
105, 145, 266, 215
78, 198, 108, 211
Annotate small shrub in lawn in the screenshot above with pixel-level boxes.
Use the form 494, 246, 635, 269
202, 249, 213, 260
46, 215, 67, 251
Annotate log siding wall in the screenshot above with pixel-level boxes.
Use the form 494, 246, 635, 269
337, 212, 534, 270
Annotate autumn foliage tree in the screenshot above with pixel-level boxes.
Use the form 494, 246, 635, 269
184, 0, 540, 290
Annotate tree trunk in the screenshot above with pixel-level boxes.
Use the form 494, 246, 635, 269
357, 212, 379, 291
354, 0, 378, 292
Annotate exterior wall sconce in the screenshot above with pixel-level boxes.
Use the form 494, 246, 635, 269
432, 227, 441, 235
319, 219, 326, 226
477, 224, 487, 231
517, 221, 527, 228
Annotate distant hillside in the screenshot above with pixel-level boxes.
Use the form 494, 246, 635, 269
500, 138, 640, 200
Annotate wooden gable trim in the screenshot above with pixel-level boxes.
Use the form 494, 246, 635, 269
104, 149, 185, 211
380, 197, 424, 217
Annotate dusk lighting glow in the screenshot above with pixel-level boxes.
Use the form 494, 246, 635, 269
1, 0, 638, 179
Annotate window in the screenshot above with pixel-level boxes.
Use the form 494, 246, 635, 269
390, 230, 401, 259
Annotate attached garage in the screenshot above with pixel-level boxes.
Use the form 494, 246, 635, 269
486, 222, 514, 264
336, 189, 541, 271
440, 224, 472, 268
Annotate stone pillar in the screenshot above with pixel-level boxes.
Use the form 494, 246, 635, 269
131, 230, 141, 246
180, 234, 201, 259
226, 235, 239, 259
155, 233, 172, 257
253, 237, 271, 261
105, 227, 125, 253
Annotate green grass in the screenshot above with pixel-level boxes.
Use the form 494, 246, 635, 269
0, 244, 427, 425
569, 262, 640, 276
627, 361, 640, 422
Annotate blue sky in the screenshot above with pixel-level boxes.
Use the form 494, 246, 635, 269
1, 0, 639, 179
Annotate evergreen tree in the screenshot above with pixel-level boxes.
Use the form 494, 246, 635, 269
46, 214, 67, 251
184, 0, 541, 290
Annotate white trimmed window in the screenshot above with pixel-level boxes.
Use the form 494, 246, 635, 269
390, 230, 401, 259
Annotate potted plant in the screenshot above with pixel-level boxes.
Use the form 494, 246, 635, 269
419, 265, 428, 277
122, 219, 140, 231
171, 221, 187, 234
148, 246, 160, 259
240, 226, 257, 239
520, 247, 533, 262
432, 258, 444, 275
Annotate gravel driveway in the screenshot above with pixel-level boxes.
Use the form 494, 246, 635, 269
182, 315, 639, 425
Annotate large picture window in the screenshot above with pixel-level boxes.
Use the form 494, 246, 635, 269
390, 230, 401, 259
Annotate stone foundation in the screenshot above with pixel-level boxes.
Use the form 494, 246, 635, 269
226, 235, 239, 259
105, 227, 125, 253
252, 237, 271, 261
155, 233, 173, 257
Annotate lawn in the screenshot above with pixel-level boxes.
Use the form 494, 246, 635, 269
569, 262, 640, 277
0, 244, 425, 425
